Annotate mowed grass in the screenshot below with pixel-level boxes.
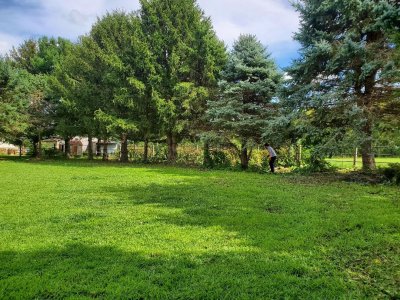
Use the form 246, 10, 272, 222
0, 159, 399, 299
326, 156, 400, 169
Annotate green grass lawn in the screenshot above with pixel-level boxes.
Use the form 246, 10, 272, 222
326, 156, 400, 169
0, 159, 399, 299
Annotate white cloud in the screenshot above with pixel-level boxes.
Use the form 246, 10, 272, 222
0, 0, 300, 66
198, 0, 299, 46
0, 33, 23, 54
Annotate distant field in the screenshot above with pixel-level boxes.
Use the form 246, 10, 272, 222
0, 159, 399, 299
326, 156, 400, 169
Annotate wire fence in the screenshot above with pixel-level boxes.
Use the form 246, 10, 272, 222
326, 147, 400, 169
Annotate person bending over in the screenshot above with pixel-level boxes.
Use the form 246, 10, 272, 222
264, 143, 277, 173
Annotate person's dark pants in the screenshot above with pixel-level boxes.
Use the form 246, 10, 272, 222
269, 156, 276, 173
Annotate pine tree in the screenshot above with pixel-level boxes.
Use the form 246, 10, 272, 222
207, 34, 281, 169
0, 58, 31, 142
7, 37, 72, 158
89, 11, 156, 162
54, 36, 111, 160
140, 0, 226, 162
287, 0, 400, 170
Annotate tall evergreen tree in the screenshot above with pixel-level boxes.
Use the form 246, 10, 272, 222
140, 0, 226, 162
287, 0, 400, 170
207, 34, 281, 169
0, 58, 31, 142
8, 37, 72, 158
54, 37, 110, 160
89, 11, 158, 162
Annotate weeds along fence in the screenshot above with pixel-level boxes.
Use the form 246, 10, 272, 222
118, 142, 271, 169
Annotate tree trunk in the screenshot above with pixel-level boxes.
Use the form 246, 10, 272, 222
19, 144, 22, 158
88, 134, 94, 160
96, 137, 102, 156
102, 139, 109, 161
361, 120, 375, 170
143, 138, 149, 163
353, 147, 358, 168
357, 65, 378, 171
120, 134, 129, 163
358, 91, 376, 171
295, 142, 302, 167
203, 142, 212, 167
37, 131, 42, 159
240, 146, 249, 170
64, 138, 71, 159
166, 132, 177, 163
32, 140, 38, 158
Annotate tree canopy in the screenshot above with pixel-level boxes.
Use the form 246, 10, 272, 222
207, 34, 281, 169
1, 0, 399, 172
286, 0, 400, 170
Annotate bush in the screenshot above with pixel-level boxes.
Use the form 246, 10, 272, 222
381, 163, 400, 185
276, 146, 297, 167
149, 144, 168, 163
177, 145, 203, 166
296, 156, 334, 173
204, 149, 232, 169
44, 148, 63, 158
210, 150, 231, 168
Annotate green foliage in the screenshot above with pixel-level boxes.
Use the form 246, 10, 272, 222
43, 148, 63, 158
204, 149, 232, 169
0, 56, 56, 155
94, 109, 138, 135
176, 143, 203, 166
286, 0, 400, 171
10, 37, 72, 75
140, 0, 227, 160
207, 34, 281, 169
3, 1, 399, 170
0, 59, 31, 140
89, 11, 157, 142
301, 156, 334, 173
208, 35, 280, 140
54, 36, 112, 144
381, 163, 400, 185
6, 37, 73, 157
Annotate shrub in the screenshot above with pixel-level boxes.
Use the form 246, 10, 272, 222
296, 155, 334, 173
203, 149, 232, 169
44, 148, 63, 158
177, 145, 203, 166
149, 144, 168, 163
381, 163, 400, 185
276, 146, 297, 167
210, 150, 231, 168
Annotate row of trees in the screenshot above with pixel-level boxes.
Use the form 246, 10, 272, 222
1, 0, 399, 171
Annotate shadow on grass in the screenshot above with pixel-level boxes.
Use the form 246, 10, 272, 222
2, 155, 386, 185
1, 157, 397, 298
95, 181, 400, 299
99, 179, 323, 247
0, 155, 208, 177
0, 243, 350, 299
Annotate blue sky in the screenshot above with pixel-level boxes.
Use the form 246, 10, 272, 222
0, 0, 301, 69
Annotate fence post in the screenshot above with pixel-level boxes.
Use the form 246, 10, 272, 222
353, 147, 358, 168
